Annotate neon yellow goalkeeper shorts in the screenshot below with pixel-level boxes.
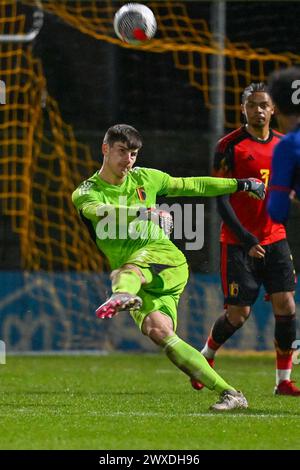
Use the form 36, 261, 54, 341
130, 262, 189, 331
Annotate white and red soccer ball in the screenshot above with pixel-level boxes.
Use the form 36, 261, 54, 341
114, 3, 157, 44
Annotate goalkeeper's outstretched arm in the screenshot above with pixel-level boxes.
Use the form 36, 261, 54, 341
164, 176, 265, 200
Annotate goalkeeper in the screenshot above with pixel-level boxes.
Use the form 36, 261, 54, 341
72, 124, 265, 411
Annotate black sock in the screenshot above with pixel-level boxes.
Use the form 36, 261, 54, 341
211, 313, 243, 345
274, 314, 296, 352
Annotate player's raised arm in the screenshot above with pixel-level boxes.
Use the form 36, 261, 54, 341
163, 175, 266, 200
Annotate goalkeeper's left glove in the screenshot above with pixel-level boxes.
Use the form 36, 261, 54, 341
139, 207, 174, 236
236, 178, 266, 200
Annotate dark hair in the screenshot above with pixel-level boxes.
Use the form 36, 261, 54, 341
241, 82, 268, 103
103, 124, 142, 149
268, 67, 300, 116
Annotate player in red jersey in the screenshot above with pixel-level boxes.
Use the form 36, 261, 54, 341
192, 82, 300, 396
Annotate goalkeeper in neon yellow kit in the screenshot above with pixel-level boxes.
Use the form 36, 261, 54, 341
72, 124, 265, 411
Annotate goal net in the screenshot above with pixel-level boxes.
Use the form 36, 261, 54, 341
1, 0, 299, 351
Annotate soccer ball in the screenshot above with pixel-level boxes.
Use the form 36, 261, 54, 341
113, 3, 157, 44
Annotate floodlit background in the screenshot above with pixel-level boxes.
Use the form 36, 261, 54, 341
1, 0, 300, 352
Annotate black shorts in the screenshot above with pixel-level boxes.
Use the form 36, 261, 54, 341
220, 239, 296, 306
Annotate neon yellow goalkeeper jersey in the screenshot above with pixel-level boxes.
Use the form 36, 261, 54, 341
72, 167, 238, 270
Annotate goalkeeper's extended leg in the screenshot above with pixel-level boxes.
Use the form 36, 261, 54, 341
142, 311, 247, 410
191, 306, 249, 390
96, 264, 146, 319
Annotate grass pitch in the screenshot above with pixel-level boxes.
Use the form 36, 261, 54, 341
0, 354, 300, 450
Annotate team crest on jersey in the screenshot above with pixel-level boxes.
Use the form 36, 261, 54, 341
136, 187, 146, 201
229, 281, 239, 297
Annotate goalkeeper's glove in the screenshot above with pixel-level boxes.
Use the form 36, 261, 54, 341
139, 207, 174, 236
236, 178, 266, 200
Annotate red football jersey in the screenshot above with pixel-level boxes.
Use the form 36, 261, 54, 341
213, 126, 286, 245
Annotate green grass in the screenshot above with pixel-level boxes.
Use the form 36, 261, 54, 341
0, 354, 300, 450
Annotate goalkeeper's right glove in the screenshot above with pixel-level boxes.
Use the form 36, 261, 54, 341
236, 178, 266, 200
